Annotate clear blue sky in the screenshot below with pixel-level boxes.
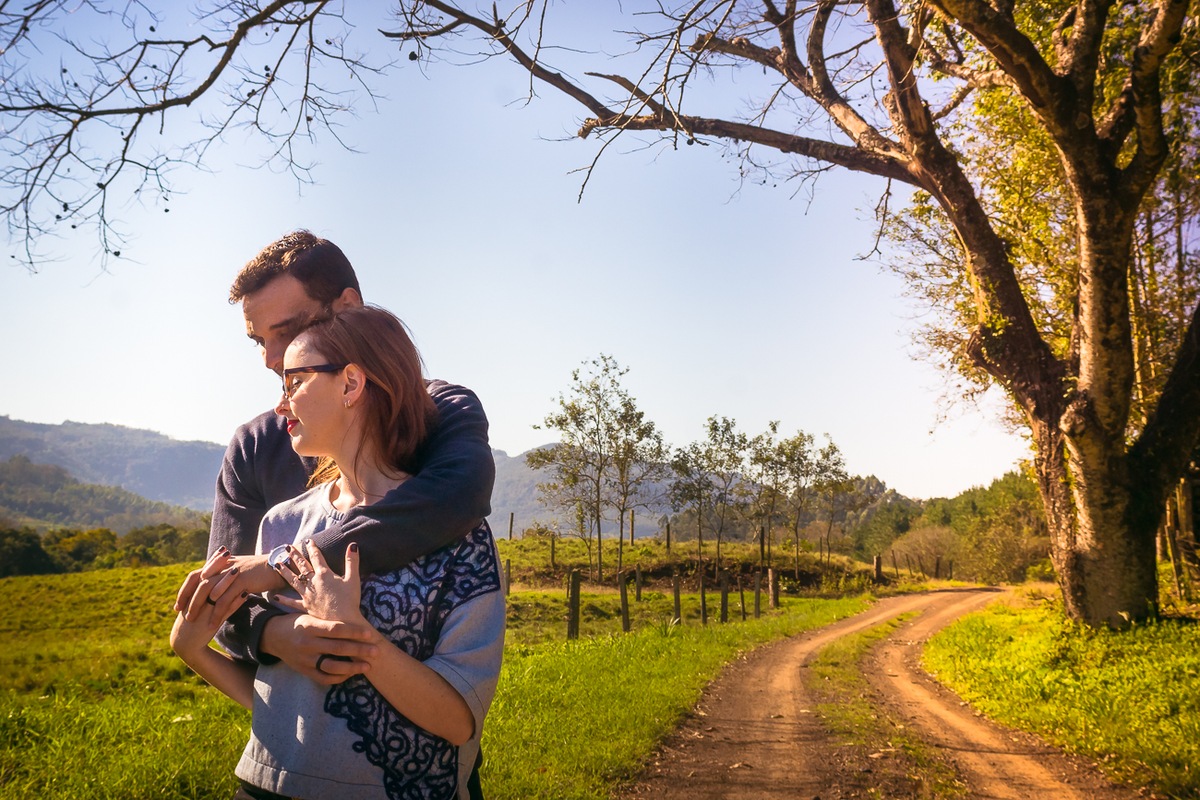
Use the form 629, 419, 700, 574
0, 6, 1029, 499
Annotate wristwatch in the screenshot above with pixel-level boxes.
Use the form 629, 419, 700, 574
268, 543, 300, 575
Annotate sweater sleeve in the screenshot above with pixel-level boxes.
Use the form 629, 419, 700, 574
208, 417, 292, 663
309, 381, 496, 575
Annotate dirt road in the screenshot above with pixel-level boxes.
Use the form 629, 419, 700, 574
616, 588, 1143, 799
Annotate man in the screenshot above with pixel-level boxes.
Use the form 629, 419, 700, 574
176, 230, 494, 687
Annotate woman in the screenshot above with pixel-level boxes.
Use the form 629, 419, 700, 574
171, 306, 504, 800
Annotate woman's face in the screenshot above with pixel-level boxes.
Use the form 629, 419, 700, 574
275, 334, 347, 458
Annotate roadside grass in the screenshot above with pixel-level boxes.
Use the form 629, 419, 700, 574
924, 588, 1200, 798
808, 615, 967, 799
0, 563, 870, 800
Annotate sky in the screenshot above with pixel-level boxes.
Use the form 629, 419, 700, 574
0, 5, 1031, 500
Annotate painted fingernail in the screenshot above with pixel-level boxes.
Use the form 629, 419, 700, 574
349, 543, 358, 553
216, 546, 228, 554
230, 566, 239, 575
240, 590, 248, 598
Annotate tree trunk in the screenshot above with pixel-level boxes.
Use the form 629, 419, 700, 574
1033, 419, 1159, 627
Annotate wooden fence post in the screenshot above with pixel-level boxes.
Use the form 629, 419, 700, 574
566, 570, 581, 640
719, 572, 729, 624
666, 520, 671, 555
738, 575, 747, 621
873, 555, 883, 583
550, 535, 556, 570
754, 571, 762, 618
891, 549, 900, 579
508, 512, 514, 541
635, 565, 643, 602
769, 568, 779, 609
672, 569, 682, 624
631, 509, 636, 546
619, 570, 631, 633
700, 571, 708, 626
504, 559, 511, 595
934, 556, 942, 579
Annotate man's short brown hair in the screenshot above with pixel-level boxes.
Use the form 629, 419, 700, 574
229, 230, 361, 305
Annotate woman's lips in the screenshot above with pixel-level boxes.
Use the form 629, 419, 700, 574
286, 420, 298, 434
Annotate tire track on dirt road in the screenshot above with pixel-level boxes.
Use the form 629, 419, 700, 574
617, 588, 1141, 799
868, 593, 1141, 800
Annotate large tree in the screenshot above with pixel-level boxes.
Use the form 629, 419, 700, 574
3, 1, 1199, 625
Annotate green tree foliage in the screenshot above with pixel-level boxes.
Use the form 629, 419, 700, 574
2, 521, 209, 576
42, 527, 119, 571
886, 471, 1051, 583
0, 528, 60, 577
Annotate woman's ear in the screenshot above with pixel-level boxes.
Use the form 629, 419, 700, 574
342, 364, 368, 408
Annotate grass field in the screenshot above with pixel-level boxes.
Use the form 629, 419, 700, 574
0, 556, 870, 799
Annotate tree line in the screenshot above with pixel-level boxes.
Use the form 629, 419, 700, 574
0, 521, 210, 578
525, 355, 1053, 585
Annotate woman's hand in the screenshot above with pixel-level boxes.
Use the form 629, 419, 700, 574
170, 549, 247, 659
273, 541, 367, 627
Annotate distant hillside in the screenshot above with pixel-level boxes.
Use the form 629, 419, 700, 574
0, 416, 224, 510
488, 446, 673, 538
0, 416, 666, 535
0, 455, 209, 534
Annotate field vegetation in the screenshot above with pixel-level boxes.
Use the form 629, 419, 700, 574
4, 538, 1198, 799
0, 546, 871, 800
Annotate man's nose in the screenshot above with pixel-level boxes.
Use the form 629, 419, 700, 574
264, 342, 286, 373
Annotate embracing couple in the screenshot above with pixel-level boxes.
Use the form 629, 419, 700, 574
169, 231, 504, 800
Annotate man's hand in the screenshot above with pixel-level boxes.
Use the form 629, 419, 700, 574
259, 612, 379, 685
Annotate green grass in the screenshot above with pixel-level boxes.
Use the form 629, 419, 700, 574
0, 563, 870, 800
808, 615, 966, 799
924, 591, 1200, 799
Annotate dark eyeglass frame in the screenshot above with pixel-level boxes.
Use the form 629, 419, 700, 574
281, 363, 347, 399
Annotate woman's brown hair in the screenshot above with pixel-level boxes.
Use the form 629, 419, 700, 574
298, 306, 438, 486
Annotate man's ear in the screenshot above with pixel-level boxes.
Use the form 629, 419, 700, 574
342, 364, 368, 407
331, 287, 363, 312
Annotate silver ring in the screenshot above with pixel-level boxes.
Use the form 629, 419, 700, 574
315, 653, 332, 672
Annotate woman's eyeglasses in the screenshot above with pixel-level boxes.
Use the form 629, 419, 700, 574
281, 363, 346, 399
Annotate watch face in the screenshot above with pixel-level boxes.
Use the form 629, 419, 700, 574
269, 545, 298, 574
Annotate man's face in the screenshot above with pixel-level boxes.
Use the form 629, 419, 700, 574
242, 274, 329, 374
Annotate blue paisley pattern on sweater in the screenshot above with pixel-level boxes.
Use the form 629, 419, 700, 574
324, 522, 500, 800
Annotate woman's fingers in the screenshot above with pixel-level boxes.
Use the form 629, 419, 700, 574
343, 541, 360, 584
173, 547, 231, 612
304, 539, 332, 574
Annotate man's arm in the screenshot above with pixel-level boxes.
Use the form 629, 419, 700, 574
206, 424, 288, 662
309, 380, 495, 575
